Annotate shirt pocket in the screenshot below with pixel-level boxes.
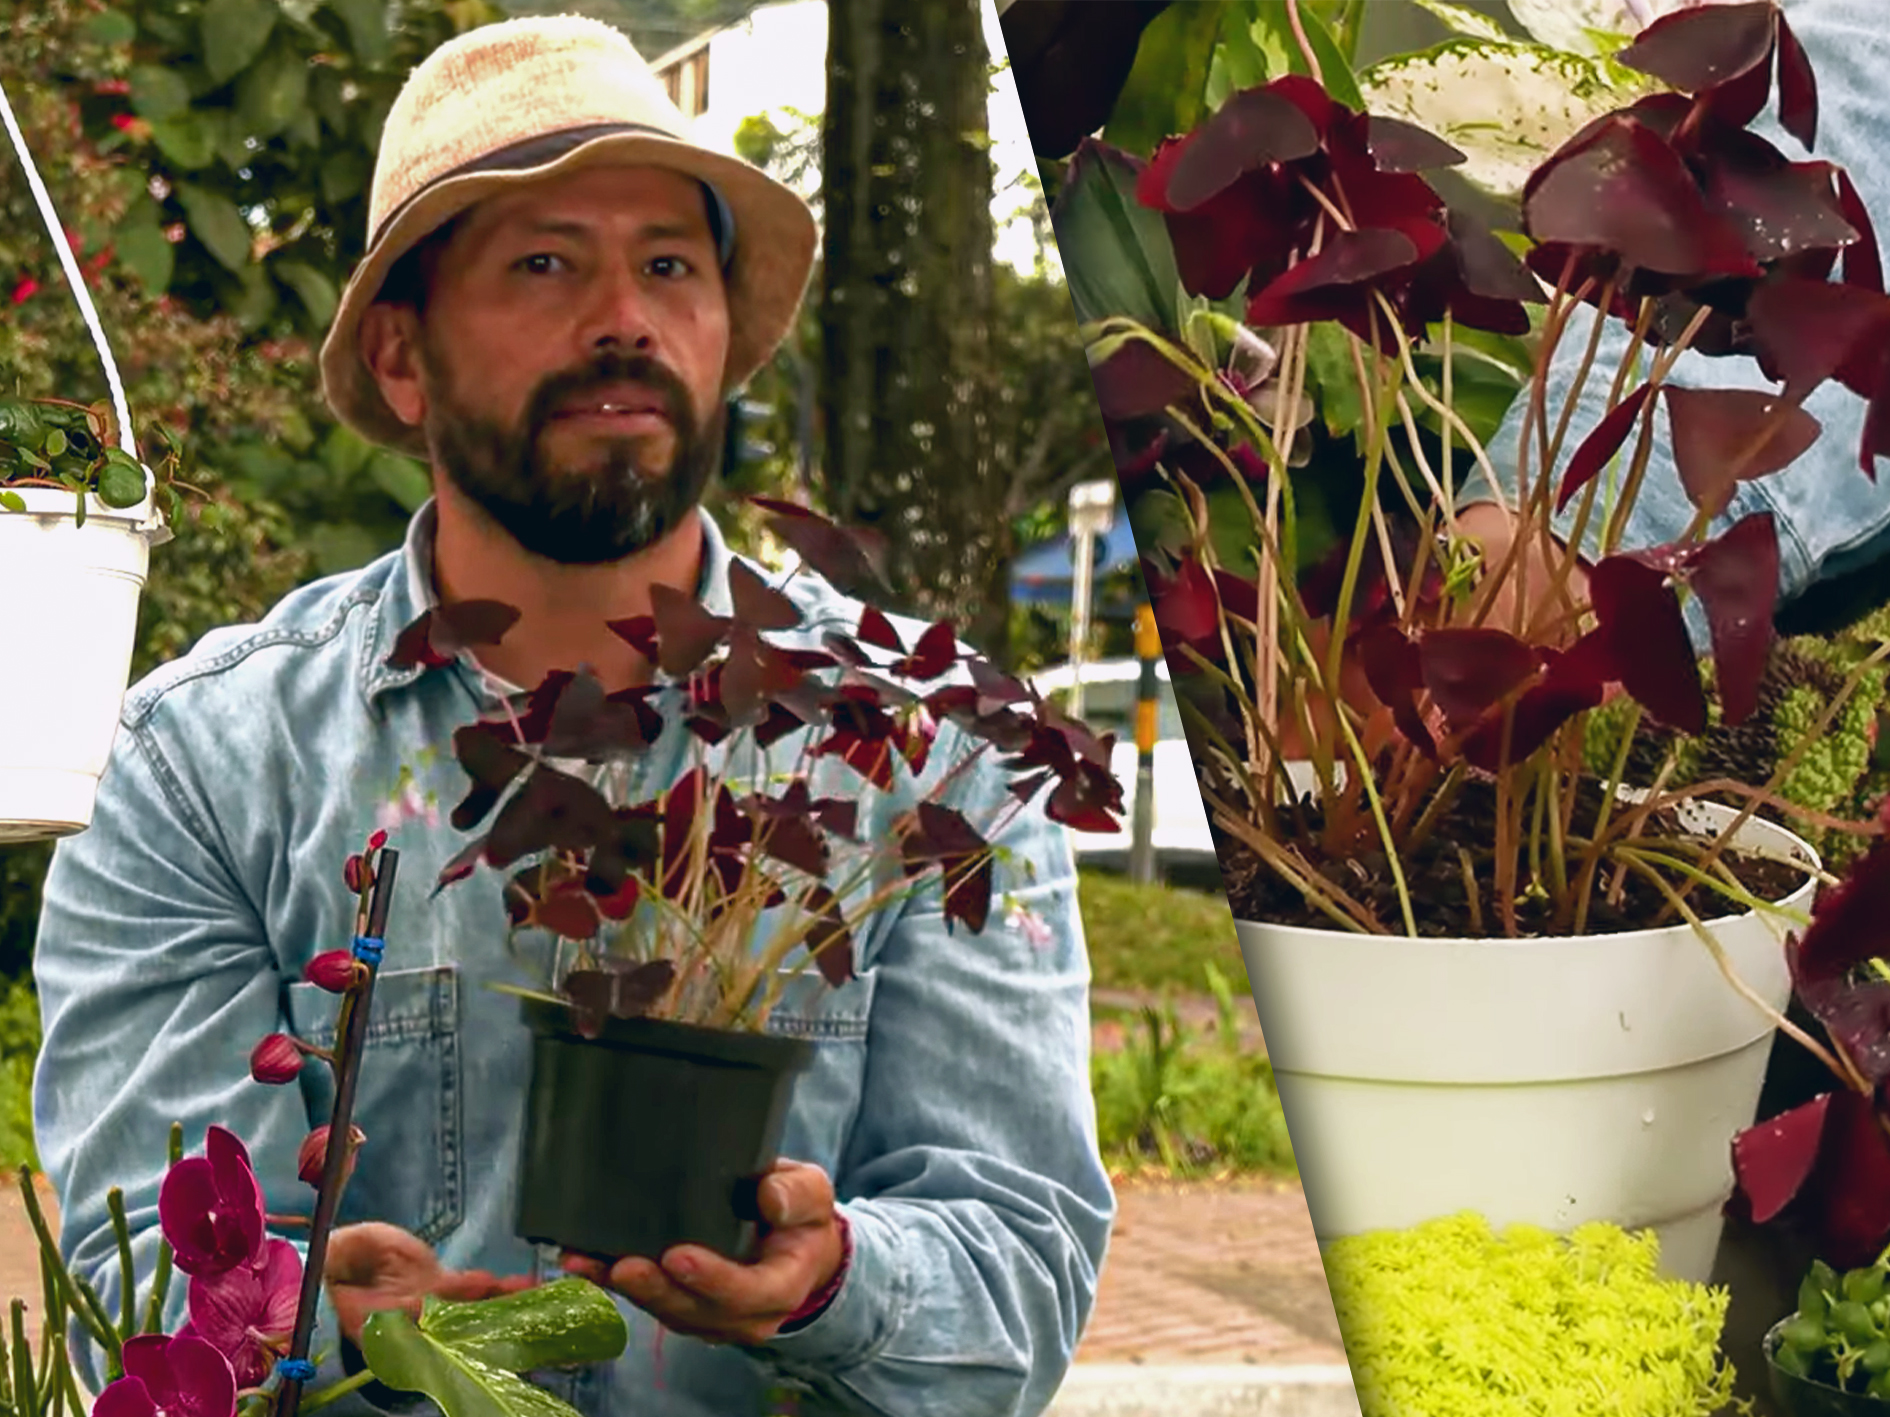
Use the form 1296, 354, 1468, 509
762, 968, 874, 1044
286, 964, 464, 1246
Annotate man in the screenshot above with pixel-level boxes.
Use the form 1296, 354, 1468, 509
33, 17, 1112, 1417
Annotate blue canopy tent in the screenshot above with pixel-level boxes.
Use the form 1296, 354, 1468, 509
1010, 516, 1144, 619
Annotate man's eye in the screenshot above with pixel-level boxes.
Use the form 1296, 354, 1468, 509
515, 253, 568, 275
648, 255, 695, 279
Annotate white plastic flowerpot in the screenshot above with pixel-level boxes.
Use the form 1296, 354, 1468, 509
0, 487, 160, 841
1236, 799, 1818, 1282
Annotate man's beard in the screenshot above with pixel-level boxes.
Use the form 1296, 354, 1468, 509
423, 346, 723, 566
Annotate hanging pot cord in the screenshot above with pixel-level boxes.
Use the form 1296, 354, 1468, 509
0, 75, 168, 540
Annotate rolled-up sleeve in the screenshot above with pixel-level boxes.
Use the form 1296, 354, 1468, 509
757, 747, 1115, 1416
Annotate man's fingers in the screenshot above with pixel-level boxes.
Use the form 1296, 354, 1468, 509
757, 1161, 833, 1230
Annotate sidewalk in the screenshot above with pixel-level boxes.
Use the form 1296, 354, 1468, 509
1052, 1175, 1360, 1417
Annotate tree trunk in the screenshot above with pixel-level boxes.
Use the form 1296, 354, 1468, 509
819, 0, 1008, 658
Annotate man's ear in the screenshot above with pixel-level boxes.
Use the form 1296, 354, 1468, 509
358, 303, 428, 428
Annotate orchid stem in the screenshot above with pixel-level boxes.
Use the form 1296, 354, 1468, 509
274, 848, 400, 1417
106, 1189, 135, 1341
16, 1167, 118, 1369
142, 1125, 181, 1335
294, 1368, 377, 1414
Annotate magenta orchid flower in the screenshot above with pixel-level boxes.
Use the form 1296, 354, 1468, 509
94, 1334, 238, 1417
158, 1127, 265, 1277
180, 1239, 303, 1389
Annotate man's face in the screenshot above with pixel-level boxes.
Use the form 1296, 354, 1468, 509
400, 164, 732, 565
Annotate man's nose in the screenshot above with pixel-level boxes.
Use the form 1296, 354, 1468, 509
578, 261, 658, 355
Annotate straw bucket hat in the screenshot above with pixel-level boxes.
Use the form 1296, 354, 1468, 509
319, 14, 818, 457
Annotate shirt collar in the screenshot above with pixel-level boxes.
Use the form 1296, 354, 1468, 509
359, 499, 736, 709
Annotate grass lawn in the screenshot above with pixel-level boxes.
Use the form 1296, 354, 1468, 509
1077, 868, 1244, 997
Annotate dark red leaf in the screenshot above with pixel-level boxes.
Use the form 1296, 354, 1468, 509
534, 890, 602, 941
564, 959, 676, 1037
1245, 228, 1422, 329
1161, 170, 1304, 302
435, 837, 486, 892
1461, 675, 1605, 773
1664, 387, 1820, 516
891, 621, 959, 681
1748, 275, 1890, 401
1806, 1089, 1890, 1267
751, 497, 890, 594
1365, 114, 1464, 173
1588, 557, 1708, 733
1448, 208, 1545, 304
1774, 14, 1818, 150
1701, 140, 1857, 265
1151, 556, 1221, 645
1864, 354, 1890, 479
1163, 86, 1321, 210
1703, 44, 1775, 134
485, 766, 617, 870
721, 627, 807, 727
857, 605, 903, 652
1047, 762, 1125, 834
1732, 1092, 1832, 1224
593, 876, 640, 921
1417, 627, 1539, 728
904, 803, 995, 933
603, 685, 666, 746
1355, 622, 1434, 757
801, 884, 855, 987
1525, 118, 1758, 278
649, 584, 731, 678
1089, 336, 1197, 421
1212, 570, 1259, 624
728, 560, 802, 631
1615, 2, 1777, 93
1678, 512, 1778, 727
606, 615, 660, 659
1832, 167, 1884, 294
757, 811, 830, 879
1558, 383, 1655, 513
1792, 835, 1890, 987
452, 721, 531, 788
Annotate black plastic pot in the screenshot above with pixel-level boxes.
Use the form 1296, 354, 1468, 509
515, 997, 815, 1262
1766, 1320, 1890, 1416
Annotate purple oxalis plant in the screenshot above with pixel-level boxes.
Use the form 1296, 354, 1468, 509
389, 496, 1127, 1038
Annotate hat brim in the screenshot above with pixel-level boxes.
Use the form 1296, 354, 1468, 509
320, 129, 818, 459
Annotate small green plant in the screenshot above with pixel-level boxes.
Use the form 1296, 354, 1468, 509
1092, 962, 1296, 1177
1771, 1249, 1890, 1399
0, 397, 181, 525
0, 978, 38, 1173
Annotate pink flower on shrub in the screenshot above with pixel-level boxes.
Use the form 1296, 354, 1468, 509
94, 1334, 237, 1417
180, 1239, 303, 1388
158, 1127, 265, 1277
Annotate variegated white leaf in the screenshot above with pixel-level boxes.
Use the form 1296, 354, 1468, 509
1411, 0, 1512, 44
1360, 39, 1658, 198
1505, 0, 1749, 56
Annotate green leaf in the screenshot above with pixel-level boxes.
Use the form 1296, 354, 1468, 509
1410, 0, 1510, 43
319, 149, 370, 204
325, 0, 391, 65
147, 110, 219, 170
85, 9, 138, 45
1206, 11, 1274, 111
1360, 38, 1650, 199
44, 430, 67, 459
96, 458, 147, 509
236, 39, 309, 139
229, 262, 278, 329
273, 260, 338, 326
201, 0, 278, 85
320, 423, 375, 479
1052, 142, 1181, 332
0, 492, 25, 513
302, 521, 389, 574
310, 67, 351, 136
1101, 2, 1226, 156
366, 452, 432, 514
358, 1280, 627, 1417
1251, 1, 1363, 111
287, 107, 321, 149
1304, 323, 1365, 439
175, 183, 251, 272
129, 66, 192, 122
115, 206, 174, 292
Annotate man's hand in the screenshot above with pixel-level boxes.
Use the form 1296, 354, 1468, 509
559, 1160, 846, 1346
326, 1222, 536, 1346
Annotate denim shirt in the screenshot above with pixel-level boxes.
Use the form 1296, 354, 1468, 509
32, 503, 1114, 1417
1462, 0, 1890, 639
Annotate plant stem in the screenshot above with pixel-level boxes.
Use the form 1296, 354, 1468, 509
293, 1370, 376, 1414
106, 1191, 135, 1341
142, 1124, 182, 1336
16, 1168, 117, 1369
273, 849, 401, 1417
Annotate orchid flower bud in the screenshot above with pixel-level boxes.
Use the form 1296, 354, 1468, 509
304, 950, 360, 993
297, 1124, 366, 1187
248, 1034, 304, 1085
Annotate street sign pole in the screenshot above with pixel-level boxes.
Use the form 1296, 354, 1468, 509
1066, 480, 1116, 722
1129, 602, 1159, 886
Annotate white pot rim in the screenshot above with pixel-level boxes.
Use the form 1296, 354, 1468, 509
3, 479, 171, 542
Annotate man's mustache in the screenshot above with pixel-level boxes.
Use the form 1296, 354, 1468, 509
525, 354, 694, 438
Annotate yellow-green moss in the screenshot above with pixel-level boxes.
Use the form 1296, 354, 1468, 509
1325, 1214, 1736, 1417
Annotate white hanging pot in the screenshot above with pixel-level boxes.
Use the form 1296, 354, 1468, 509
0, 81, 168, 841
1235, 797, 1819, 1283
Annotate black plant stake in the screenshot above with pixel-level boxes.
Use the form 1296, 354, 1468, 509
272, 847, 399, 1417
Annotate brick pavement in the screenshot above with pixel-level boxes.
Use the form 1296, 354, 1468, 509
1075, 1175, 1346, 1368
